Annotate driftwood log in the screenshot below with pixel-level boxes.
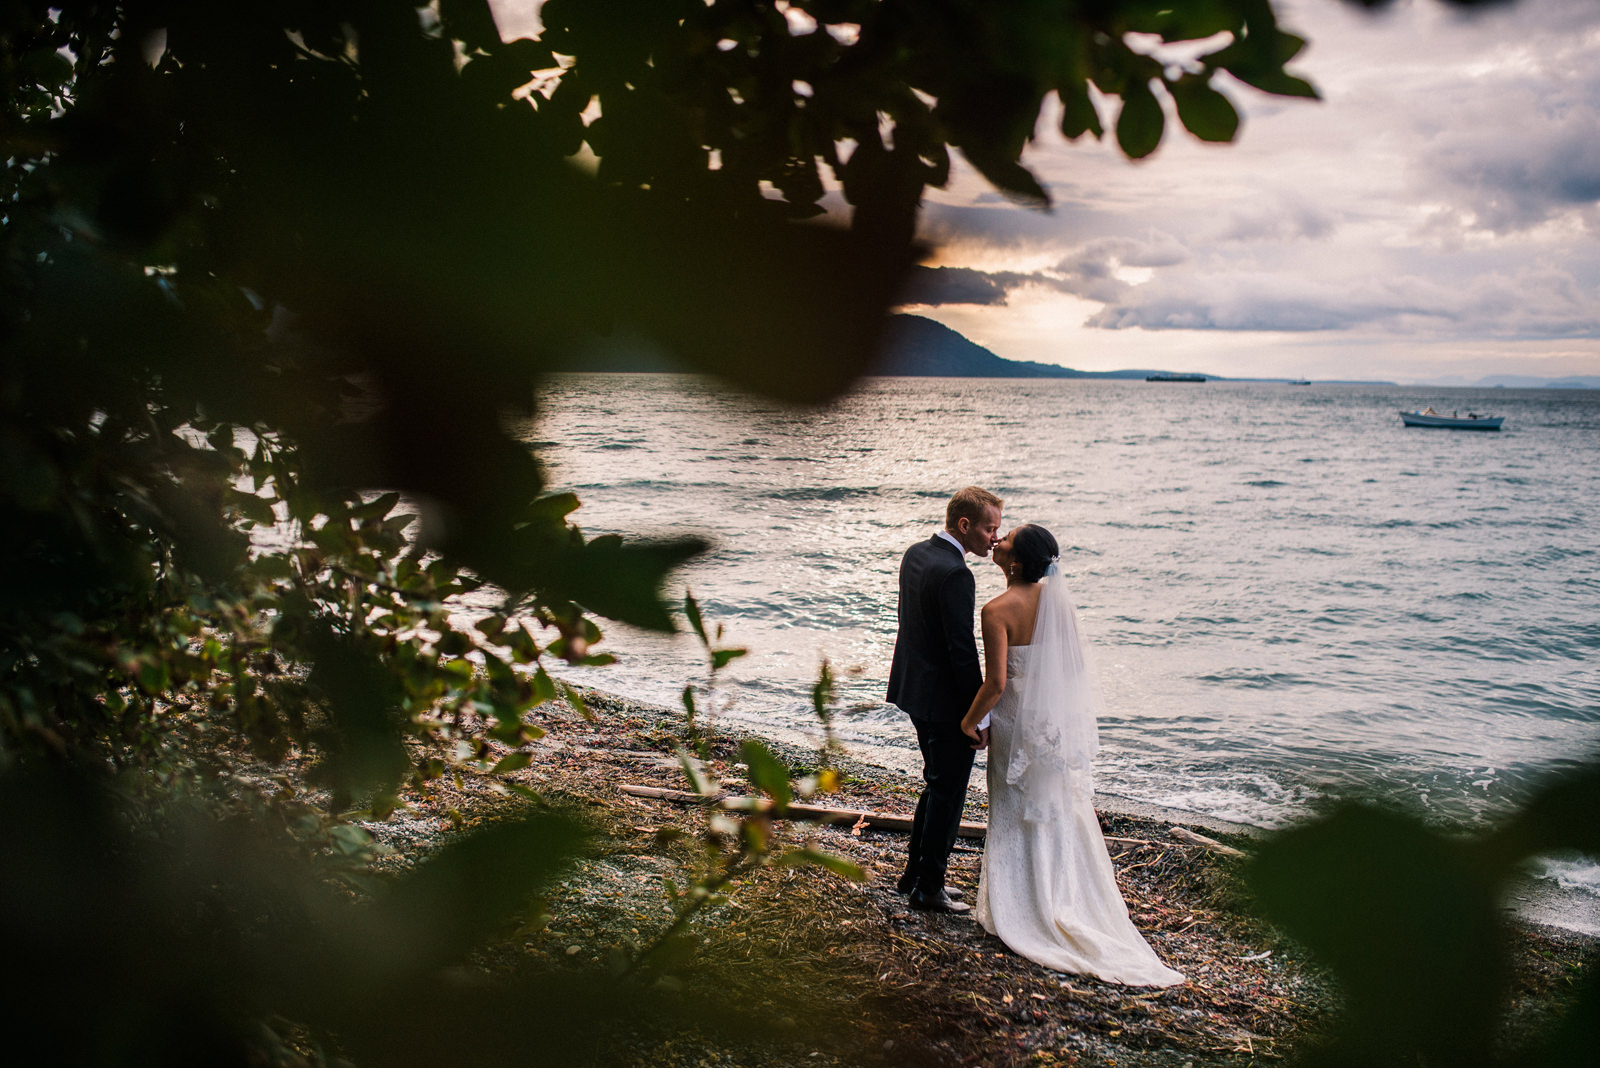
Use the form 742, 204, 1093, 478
618, 783, 988, 838
617, 784, 1246, 854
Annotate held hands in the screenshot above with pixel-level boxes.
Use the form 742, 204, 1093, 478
961, 715, 990, 750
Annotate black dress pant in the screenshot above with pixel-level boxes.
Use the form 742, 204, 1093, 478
903, 714, 977, 892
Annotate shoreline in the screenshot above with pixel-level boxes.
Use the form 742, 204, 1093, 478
567, 682, 1600, 943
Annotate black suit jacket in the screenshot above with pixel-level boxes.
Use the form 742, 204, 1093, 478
886, 535, 982, 722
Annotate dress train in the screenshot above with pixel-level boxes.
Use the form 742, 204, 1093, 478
974, 643, 1184, 987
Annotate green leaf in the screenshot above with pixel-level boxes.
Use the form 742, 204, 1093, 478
436, 630, 472, 657
492, 751, 535, 774
352, 492, 402, 520
307, 523, 354, 555
742, 815, 769, 853
683, 591, 708, 646
1116, 79, 1165, 159
441, 0, 507, 51
559, 681, 592, 721
1232, 67, 1319, 100
1479, 762, 1600, 867
526, 491, 582, 525
811, 660, 835, 721
507, 625, 540, 664
1151, 3, 1240, 42
381, 513, 417, 537
249, 553, 294, 581
540, 535, 708, 632
1058, 83, 1104, 141
230, 490, 277, 525
1170, 75, 1239, 143
329, 823, 375, 856
1210, 26, 1320, 101
19, 47, 73, 89
1247, 804, 1504, 1062
503, 782, 545, 803
501, 37, 560, 73
778, 847, 865, 882
710, 647, 747, 671
531, 666, 557, 707
739, 739, 792, 811
677, 746, 711, 796
360, 812, 587, 972
305, 628, 410, 798
957, 145, 1050, 209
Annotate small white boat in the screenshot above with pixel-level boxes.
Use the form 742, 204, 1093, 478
1400, 407, 1504, 430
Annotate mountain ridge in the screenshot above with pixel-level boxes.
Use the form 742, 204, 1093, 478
872, 315, 1159, 379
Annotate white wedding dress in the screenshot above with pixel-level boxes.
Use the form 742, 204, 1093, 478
973, 566, 1185, 987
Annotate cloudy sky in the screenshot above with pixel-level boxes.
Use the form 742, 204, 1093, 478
906, 0, 1600, 382
493, 0, 1600, 383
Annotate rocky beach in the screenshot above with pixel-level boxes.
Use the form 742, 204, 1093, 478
354, 689, 1593, 1068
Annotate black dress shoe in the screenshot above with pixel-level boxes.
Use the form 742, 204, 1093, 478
896, 875, 963, 899
908, 888, 971, 914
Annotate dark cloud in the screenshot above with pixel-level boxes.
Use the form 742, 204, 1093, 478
899, 266, 1011, 306
1423, 107, 1600, 234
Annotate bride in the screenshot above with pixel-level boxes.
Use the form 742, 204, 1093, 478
960, 524, 1184, 987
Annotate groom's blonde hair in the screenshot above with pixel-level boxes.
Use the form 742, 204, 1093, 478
946, 486, 1003, 530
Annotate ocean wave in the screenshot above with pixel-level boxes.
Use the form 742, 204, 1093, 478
1527, 856, 1600, 898
763, 486, 878, 501
1194, 669, 1313, 689
1245, 479, 1288, 488
1113, 771, 1318, 830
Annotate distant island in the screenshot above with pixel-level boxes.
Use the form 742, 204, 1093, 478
871, 315, 1160, 379
562, 313, 1590, 388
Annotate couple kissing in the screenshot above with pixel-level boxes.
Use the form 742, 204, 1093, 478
887, 486, 1184, 987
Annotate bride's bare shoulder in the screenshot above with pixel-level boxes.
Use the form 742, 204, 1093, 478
983, 586, 1028, 617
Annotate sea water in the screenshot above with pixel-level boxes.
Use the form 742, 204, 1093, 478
520, 375, 1600, 930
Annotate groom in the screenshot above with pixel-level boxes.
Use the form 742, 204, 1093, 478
887, 485, 1003, 914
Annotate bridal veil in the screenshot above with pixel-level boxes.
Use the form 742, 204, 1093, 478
1000, 562, 1102, 821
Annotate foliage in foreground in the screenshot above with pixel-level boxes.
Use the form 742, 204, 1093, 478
1248, 761, 1599, 1068
1, 0, 1327, 793
1, 1, 1568, 1065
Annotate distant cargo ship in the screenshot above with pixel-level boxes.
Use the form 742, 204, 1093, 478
1146, 373, 1207, 382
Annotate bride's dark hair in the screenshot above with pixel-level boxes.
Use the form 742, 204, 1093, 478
1012, 524, 1059, 583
